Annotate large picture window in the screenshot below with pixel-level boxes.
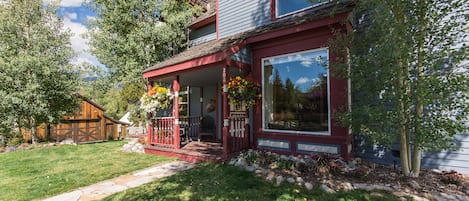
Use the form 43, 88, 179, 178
276, 0, 329, 17
262, 48, 329, 134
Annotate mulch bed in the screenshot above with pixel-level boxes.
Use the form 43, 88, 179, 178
229, 150, 469, 200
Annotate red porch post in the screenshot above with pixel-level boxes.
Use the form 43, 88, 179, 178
147, 81, 153, 146
173, 76, 181, 149
222, 65, 230, 158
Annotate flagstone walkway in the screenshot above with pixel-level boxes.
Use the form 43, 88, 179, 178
42, 161, 196, 201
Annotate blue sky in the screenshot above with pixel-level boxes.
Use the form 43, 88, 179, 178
265, 49, 328, 92
45, 0, 102, 68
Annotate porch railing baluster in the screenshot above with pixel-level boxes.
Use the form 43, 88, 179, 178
228, 111, 249, 154
150, 117, 175, 149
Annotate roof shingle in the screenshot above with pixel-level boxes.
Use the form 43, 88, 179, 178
144, 2, 353, 73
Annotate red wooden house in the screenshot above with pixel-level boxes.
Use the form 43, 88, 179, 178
143, 0, 353, 162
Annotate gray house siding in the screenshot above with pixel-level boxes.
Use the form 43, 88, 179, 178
218, 0, 271, 39
421, 133, 469, 173
354, 131, 469, 174
189, 23, 216, 47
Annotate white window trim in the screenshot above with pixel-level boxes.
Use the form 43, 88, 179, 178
261, 47, 331, 136
275, 0, 330, 18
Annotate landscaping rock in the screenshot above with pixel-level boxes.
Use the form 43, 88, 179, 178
447, 184, 458, 190
122, 141, 144, 153
339, 182, 353, 191
60, 138, 75, 145
353, 183, 393, 192
320, 184, 335, 193
266, 173, 275, 182
228, 158, 236, 166
393, 191, 408, 197
245, 166, 255, 172
286, 177, 295, 183
305, 182, 313, 190
296, 177, 304, 183
409, 180, 420, 189
235, 158, 248, 168
252, 163, 259, 169
410, 195, 430, 201
276, 176, 284, 186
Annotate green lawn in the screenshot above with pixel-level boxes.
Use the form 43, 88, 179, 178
0, 141, 174, 201
104, 163, 402, 201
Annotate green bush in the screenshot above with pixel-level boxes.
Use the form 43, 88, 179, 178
1, 130, 23, 147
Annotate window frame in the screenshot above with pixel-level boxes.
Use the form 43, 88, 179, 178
275, 0, 330, 19
261, 47, 331, 136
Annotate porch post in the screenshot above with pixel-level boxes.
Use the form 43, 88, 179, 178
147, 81, 153, 147
173, 76, 181, 149
222, 65, 230, 158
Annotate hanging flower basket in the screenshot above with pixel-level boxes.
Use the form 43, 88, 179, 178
227, 76, 261, 109
140, 85, 173, 116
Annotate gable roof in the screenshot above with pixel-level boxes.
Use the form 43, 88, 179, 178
143, 2, 354, 74
190, 0, 216, 28
74, 93, 106, 112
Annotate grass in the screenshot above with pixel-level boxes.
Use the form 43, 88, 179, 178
103, 163, 402, 201
0, 141, 174, 201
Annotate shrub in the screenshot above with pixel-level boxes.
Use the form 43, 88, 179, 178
7, 137, 23, 147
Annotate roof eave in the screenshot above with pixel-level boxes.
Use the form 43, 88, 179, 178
143, 40, 246, 79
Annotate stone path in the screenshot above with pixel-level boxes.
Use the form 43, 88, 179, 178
42, 161, 196, 201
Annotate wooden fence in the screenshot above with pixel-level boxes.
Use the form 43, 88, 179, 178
50, 119, 103, 143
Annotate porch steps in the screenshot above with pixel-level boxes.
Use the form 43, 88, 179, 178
145, 142, 224, 163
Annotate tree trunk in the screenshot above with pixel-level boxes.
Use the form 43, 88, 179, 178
398, 62, 411, 175
399, 126, 411, 175
30, 118, 37, 144
411, 145, 422, 177
410, 0, 427, 177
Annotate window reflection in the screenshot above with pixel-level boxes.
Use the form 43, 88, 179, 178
276, 0, 329, 17
262, 48, 329, 133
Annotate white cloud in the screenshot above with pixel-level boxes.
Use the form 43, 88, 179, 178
86, 15, 96, 21
62, 17, 102, 67
300, 58, 313, 67
296, 77, 311, 85
295, 77, 320, 85
43, 0, 84, 7
65, 12, 77, 20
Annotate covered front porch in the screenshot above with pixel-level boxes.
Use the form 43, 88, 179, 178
143, 42, 253, 162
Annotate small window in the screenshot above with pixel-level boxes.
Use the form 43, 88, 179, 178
262, 48, 330, 135
276, 0, 329, 18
